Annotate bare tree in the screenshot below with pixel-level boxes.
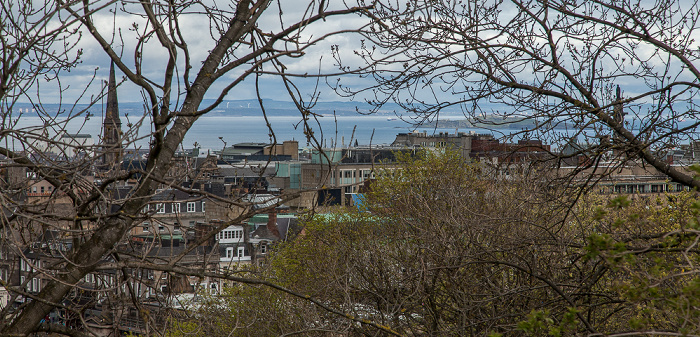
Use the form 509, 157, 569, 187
264, 150, 700, 336
0, 0, 374, 335
338, 0, 700, 189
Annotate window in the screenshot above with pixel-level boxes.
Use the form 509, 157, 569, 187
172, 203, 180, 213
159, 225, 165, 232
341, 170, 356, 184
142, 222, 150, 232
187, 202, 196, 212
40, 186, 45, 193
226, 247, 233, 259
20, 259, 33, 272
201, 201, 206, 212
156, 203, 165, 213
32, 186, 37, 193
260, 243, 267, 254
237, 246, 245, 258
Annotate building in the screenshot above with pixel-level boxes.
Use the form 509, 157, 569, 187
50, 133, 94, 158
100, 62, 123, 168
132, 188, 211, 242
219, 141, 298, 162
392, 131, 477, 158
298, 146, 406, 206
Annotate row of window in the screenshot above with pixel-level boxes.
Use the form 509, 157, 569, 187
419, 141, 448, 147
29, 185, 53, 194
145, 201, 206, 214
20, 276, 40, 293
225, 246, 246, 259
329, 169, 374, 185
20, 259, 37, 272
217, 229, 244, 240
602, 184, 692, 194
81, 273, 116, 288
222, 244, 267, 258
141, 220, 206, 233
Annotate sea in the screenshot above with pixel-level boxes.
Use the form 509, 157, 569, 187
9, 114, 522, 152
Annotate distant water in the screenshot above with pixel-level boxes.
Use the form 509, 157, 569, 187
14, 114, 696, 153
184, 115, 415, 149
9, 114, 513, 151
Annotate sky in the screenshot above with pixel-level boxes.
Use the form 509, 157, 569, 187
19, 0, 700, 117
29, 0, 374, 106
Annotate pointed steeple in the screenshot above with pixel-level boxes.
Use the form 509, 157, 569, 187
612, 85, 626, 158
105, 62, 121, 128
102, 62, 123, 168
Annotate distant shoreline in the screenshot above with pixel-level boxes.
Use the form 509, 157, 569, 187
421, 117, 548, 130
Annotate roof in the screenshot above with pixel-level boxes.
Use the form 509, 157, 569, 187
133, 233, 185, 241
104, 62, 121, 126
151, 188, 204, 201
220, 148, 261, 156
218, 166, 275, 177
247, 213, 296, 224
249, 215, 299, 241
242, 194, 285, 210
250, 225, 278, 241
233, 142, 270, 148
61, 133, 92, 139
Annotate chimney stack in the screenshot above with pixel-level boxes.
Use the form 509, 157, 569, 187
267, 209, 280, 239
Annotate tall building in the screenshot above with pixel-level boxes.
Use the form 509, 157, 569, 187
612, 85, 626, 158
102, 62, 123, 167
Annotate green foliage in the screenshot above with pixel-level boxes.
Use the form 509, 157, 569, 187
515, 308, 581, 337
576, 190, 700, 333
517, 310, 555, 336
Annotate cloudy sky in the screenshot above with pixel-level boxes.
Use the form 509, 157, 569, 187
22, 0, 697, 115
30, 0, 373, 106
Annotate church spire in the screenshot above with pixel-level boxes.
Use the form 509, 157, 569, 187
102, 62, 123, 167
105, 62, 121, 128
612, 85, 626, 158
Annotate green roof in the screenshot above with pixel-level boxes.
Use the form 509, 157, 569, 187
247, 213, 296, 224
133, 234, 184, 240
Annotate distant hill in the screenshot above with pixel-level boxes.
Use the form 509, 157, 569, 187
199, 99, 409, 117
8, 99, 471, 117
9, 99, 401, 117
422, 115, 541, 129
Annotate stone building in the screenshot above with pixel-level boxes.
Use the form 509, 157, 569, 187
101, 63, 123, 169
